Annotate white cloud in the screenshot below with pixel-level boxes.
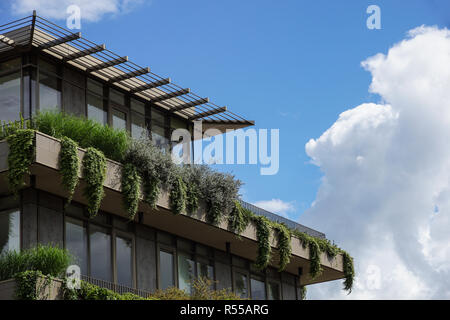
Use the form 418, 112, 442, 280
10, 0, 144, 22
253, 199, 295, 217
301, 26, 450, 299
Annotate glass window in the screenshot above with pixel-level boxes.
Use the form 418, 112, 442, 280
87, 93, 107, 125
0, 72, 21, 122
267, 282, 280, 300
23, 67, 36, 119
87, 78, 104, 96
0, 209, 20, 254
65, 217, 88, 275
131, 98, 145, 115
131, 112, 146, 139
234, 272, 248, 298
110, 89, 124, 106
250, 278, 266, 300
0, 58, 21, 73
152, 123, 168, 151
112, 109, 127, 131
116, 235, 133, 287
89, 225, 112, 281
159, 250, 174, 290
39, 72, 61, 111
178, 253, 195, 294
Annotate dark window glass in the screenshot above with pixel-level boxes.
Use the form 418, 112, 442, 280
87, 93, 107, 125
116, 235, 133, 287
110, 89, 124, 106
65, 217, 88, 275
235, 272, 248, 298
87, 78, 103, 96
131, 112, 146, 139
39, 72, 61, 111
250, 278, 266, 300
0, 72, 21, 122
178, 253, 195, 294
112, 108, 127, 131
267, 282, 280, 300
23, 67, 36, 119
0, 58, 20, 73
159, 250, 174, 290
89, 225, 112, 281
0, 209, 20, 254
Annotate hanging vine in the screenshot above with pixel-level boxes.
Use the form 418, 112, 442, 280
342, 250, 355, 293
251, 215, 272, 271
121, 163, 141, 220
272, 222, 292, 272
169, 175, 187, 215
228, 201, 252, 236
59, 136, 80, 204
7, 129, 35, 197
82, 147, 107, 218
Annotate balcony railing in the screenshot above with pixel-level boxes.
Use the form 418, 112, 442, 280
239, 200, 326, 239
81, 275, 152, 298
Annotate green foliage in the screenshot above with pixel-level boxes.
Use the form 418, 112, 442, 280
82, 147, 107, 217
35, 110, 129, 162
6, 129, 35, 197
228, 201, 252, 235
169, 174, 187, 215
59, 136, 80, 204
342, 251, 355, 293
251, 215, 272, 271
299, 286, 307, 300
0, 245, 72, 281
121, 163, 141, 220
180, 165, 203, 215
292, 230, 323, 279
63, 280, 145, 300
0, 116, 35, 140
271, 222, 292, 272
14, 270, 54, 300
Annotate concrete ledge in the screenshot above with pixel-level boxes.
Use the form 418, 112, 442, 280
0, 276, 63, 300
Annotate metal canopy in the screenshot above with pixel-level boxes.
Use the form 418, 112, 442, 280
0, 12, 254, 128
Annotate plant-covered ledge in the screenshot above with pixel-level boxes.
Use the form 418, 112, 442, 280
0, 112, 354, 294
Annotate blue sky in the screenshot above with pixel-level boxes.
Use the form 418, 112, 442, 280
1, 0, 448, 219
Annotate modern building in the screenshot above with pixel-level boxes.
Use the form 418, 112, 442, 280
0, 12, 347, 300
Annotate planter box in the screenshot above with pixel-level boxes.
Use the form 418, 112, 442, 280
0, 276, 64, 300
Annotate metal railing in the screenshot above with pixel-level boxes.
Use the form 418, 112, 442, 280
239, 200, 326, 239
81, 275, 152, 298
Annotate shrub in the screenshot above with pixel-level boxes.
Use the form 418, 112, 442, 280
0, 245, 72, 281
34, 110, 129, 162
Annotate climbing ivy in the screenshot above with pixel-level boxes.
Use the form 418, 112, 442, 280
169, 175, 187, 215
342, 251, 355, 293
7, 129, 35, 197
143, 179, 160, 209
292, 230, 323, 279
15, 270, 53, 300
121, 163, 141, 220
271, 222, 292, 272
251, 215, 272, 271
228, 201, 252, 235
82, 147, 107, 217
59, 136, 80, 204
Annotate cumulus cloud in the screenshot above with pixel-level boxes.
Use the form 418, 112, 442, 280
301, 26, 450, 299
253, 199, 295, 217
10, 0, 144, 22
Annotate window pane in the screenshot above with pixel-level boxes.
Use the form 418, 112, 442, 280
0, 209, 20, 254
116, 235, 133, 287
159, 250, 174, 290
235, 272, 248, 298
112, 109, 127, 131
90, 225, 112, 281
87, 78, 104, 96
131, 112, 146, 139
0, 58, 21, 73
39, 72, 61, 111
151, 123, 168, 151
110, 89, 124, 106
267, 282, 280, 300
65, 217, 88, 275
251, 278, 266, 300
131, 99, 145, 115
23, 67, 36, 119
87, 94, 107, 125
178, 253, 195, 294
0, 72, 21, 122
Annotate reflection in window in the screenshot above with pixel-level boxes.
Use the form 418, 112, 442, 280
90, 225, 112, 282
178, 253, 195, 294
87, 94, 107, 125
0, 209, 20, 255
39, 72, 61, 111
250, 278, 266, 300
267, 282, 280, 300
65, 217, 88, 275
116, 235, 133, 287
160, 250, 175, 290
112, 109, 127, 131
110, 89, 124, 106
235, 272, 248, 298
131, 112, 146, 139
151, 123, 168, 152
0, 72, 21, 122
